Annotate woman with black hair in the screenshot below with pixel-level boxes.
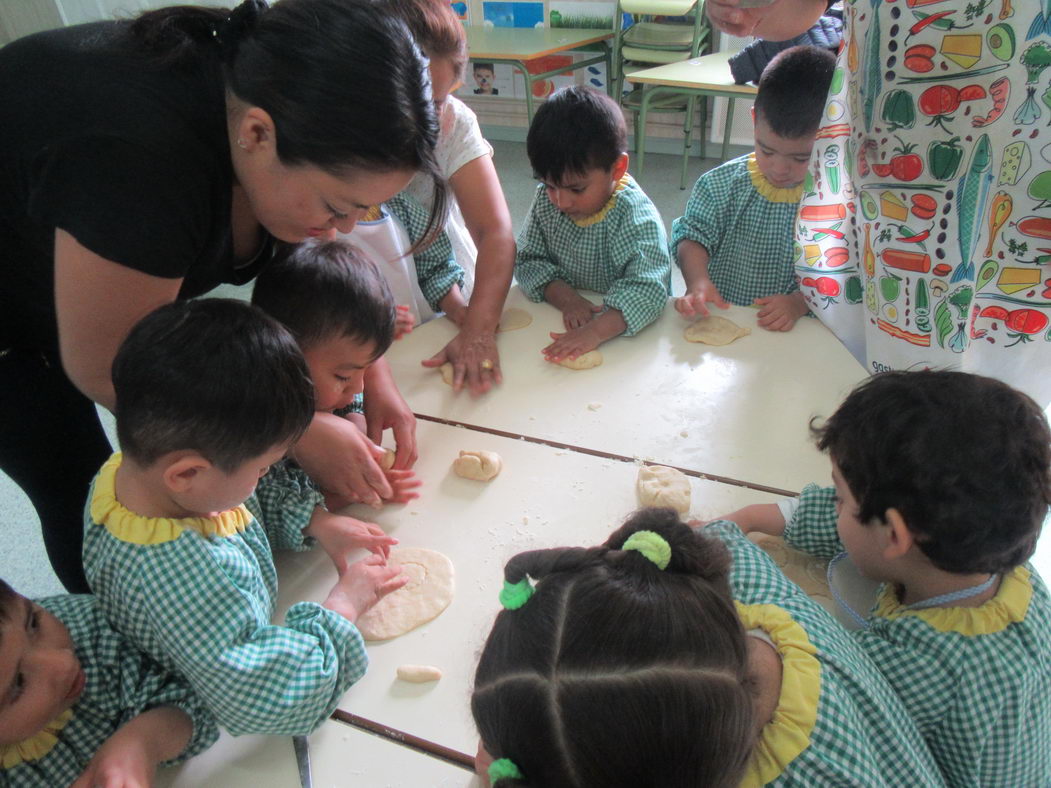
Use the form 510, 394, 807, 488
0, 0, 445, 591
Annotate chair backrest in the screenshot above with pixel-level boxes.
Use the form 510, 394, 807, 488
610, 0, 709, 97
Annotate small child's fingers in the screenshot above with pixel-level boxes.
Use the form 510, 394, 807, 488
378, 571, 410, 597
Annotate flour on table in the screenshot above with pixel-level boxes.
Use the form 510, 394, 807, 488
636, 465, 691, 514
356, 548, 454, 641
497, 307, 533, 332
683, 315, 750, 346
396, 664, 443, 683
557, 350, 603, 370
452, 450, 502, 481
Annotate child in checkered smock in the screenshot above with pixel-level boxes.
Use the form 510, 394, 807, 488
719, 370, 1051, 786
470, 508, 944, 787
0, 579, 217, 787
82, 299, 407, 738
514, 86, 671, 364
670, 46, 835, 332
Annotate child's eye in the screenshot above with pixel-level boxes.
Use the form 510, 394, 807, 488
28, 611, 39, 632
335, 374, 351, 383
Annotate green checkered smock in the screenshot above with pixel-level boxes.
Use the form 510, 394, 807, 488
705, 521, 945, 787
783, 484, 1051, 786
0, 595, 216, 786
82, 453, 369, 737
671, 153, 801, 306
386, 192, 464, 311
514, 174, 671, 336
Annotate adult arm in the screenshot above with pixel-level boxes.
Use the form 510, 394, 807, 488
423, 156, 516, 395
53, 229, 183, 410
706, 0, 827, 40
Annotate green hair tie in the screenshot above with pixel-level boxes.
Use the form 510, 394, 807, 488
488, 758, 524, 782
499, 578, 534, 610
622, 530, 671, 570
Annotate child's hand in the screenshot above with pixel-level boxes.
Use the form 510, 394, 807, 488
71, 707, 192, 788
306, 508, 398, 572
561, 297, 603, 330
543, 324, 601, 361
394, 305, 415, 339
676, 279, 728, 319
323, 553, 409, 622
754, 292, 808, 332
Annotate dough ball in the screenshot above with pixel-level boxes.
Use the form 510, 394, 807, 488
438, 362, 455, 386
557, 350, 603, 370
684, 315, 750, 346
497, 307, 533, 332
452, 450, 502, 481
379, 448, 396, 471
636, 465, 691, 514
396, 664, 443, 683
357, 548, 455, 641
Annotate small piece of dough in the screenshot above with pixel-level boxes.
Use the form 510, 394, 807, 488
438, 362, 455, 386
396, 664, 443, 683
636, 465, 691, 514
497, 307, 533, 332
379, 448, 396, 471
557, 350, 603, 370
452, 450, 502, 481
683, 315, 751, 346
357, 548, 455, 641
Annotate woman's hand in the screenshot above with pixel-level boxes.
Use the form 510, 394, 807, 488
363, 358, 418, 469
293, 412, 393, 508
422, 327, 502, 395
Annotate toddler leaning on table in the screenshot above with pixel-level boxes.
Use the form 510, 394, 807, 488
514, 85, 672, 363
717, 370, 1051, 786
252, 239, 423, 512
472, 507, 945, 787
83, 298, 407, 738
0, 578, 216, 788
671, 45, 834, 332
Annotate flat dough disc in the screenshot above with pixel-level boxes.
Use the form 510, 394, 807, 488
683, 315, 750, 346
497, 307, 533, 332
557, 350, 603, 370
356, 548, 454, 641
636, 465, 691, 514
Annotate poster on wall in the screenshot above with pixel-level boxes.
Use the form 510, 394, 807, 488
482, 1, 544, 28
461, 61, 517, 97
449, 1, 468, 21
548, 1, 616, 30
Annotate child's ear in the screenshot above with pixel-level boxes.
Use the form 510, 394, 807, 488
163, 454, 213, 494
880, 508, 914, 560
611, 151, 629, 181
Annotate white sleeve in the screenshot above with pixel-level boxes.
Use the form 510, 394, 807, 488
439, 96, 494, 179
776, 496, 801, 524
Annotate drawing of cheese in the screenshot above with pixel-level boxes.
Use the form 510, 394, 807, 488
940, 35, 982, 69
996, 267, 1041, 295
803, 244, 821, 265
998, 142, 1031, 186
880, 191, 908, 221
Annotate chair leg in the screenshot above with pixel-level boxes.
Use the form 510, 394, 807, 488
721, 97, 735, 162
636, 92, 651, 177
698, 94, 708, 163
680, 95, 697, 190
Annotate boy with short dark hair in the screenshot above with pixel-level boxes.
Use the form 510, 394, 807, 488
718, 370, 1051, 785
672, 45, 836, 331
514, 85, 672, 361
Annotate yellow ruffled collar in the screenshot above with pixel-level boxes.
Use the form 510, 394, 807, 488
362, 205, 385, 222
735, 602, 821, 788
0, 709, 73, 769
570, 174, 631, 228
873, 565, 1032, 636
746, 154, 804, 203
90, 452, 252, 545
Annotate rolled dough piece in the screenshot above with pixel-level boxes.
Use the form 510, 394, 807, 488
439, 362, 454, 386
379, 448, 396, 471
636, 465, 691, 514
396, 664, 443, 683
748, 533, 836, 616
452, 450, 502, 481
684, 315, 750, 346
356, 548, 454, 641
557, 350, 603, 370
497, 307, 533, 332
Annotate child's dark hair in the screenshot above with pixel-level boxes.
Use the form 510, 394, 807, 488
251, 240, 396, 358
471, 508, 756, 788
125, 0, 447, 243
113, 299, 314, 473
813, 370, 1051, 574
754, 45, 836, 139
526, 85, 627, 184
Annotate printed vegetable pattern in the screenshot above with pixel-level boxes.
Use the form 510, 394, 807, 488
795, 0, 1051, 403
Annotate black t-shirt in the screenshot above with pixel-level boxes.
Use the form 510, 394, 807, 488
0, 21, 270, 354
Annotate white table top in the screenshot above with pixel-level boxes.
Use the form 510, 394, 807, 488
273, 419, 783, 754
386, 288, 867, 494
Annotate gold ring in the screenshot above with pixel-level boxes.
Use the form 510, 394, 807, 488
481, 359, 494, 370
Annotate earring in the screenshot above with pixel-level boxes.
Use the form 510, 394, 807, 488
237, 138, 248, 149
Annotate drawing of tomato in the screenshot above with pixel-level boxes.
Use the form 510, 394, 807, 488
815, 277, 840, 297
871, 137, 923, 181
1004, 308, 1049, 345
978, 305, 1009, 321
919, 85, 961, 132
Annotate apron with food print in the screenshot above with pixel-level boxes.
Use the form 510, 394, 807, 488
796, 0, 1051, 406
